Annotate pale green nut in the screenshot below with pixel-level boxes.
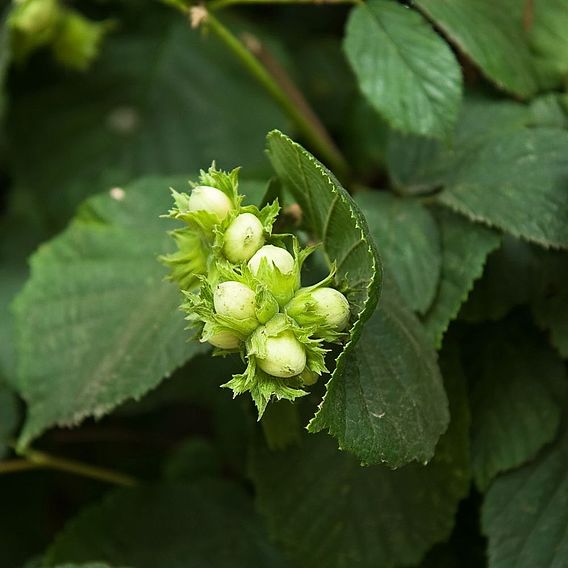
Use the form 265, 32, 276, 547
223, 213, 265, 263
256, 330, 307, 378
287, 287, 350, 331
188, 185, 233, 221
207, 330, 241, 350
248, 245, 294, 276
213, 281, 256, 320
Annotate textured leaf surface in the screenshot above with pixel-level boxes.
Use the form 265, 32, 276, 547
46, 482, 290, 568
386, 98, 530, 196
267, 131, 395, 463
415, 0, 538, 97
482, 426, 568, 568
13, 177, 204, 448
344, 0, 462, 139
7, 9, 284, 226
357, 192, 441, 314
439, 128, 568, 249
423, 209, 500, 349
250, 344, 469, 567
466, 324, 566, 489
309, 282, 449, 466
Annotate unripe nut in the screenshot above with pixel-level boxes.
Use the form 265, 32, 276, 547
213, 281, 256, 320
248, 245, 294, 276
207, 330, 241, 350
223, 213, 265, 263
310, 287, 350, 331
256, 330, 307, 378
188, 185, 233, 221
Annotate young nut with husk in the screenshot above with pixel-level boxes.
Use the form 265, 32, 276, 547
187, 185, 233, 222
223, 212, 265, 263
286, 286, 350, 335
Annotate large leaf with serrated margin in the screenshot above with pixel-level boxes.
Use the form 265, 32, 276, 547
465, 322, 566, 490
266, 131, 391, 462
344, 0, 462, 139
250, 341, 468, 568
414, 0, 538, 98
439, 128, 568, 249
482, 424, 568, 568
422, 209, 500, 349
13, 177, 205, 449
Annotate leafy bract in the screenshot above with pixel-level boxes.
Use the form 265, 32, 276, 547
482, 425, 568, 568
466, 323, 566, 490
250, 343, 469, 568
439, 128, 568, 249
344, 0, 462, 139
415, 0, 538, 98
357, 192, 441, 314
13, 176, 205, 449
310, 281, 449, 466
46, 482, 291, 568
7, 8, 284, 227
423, 209, 500, 349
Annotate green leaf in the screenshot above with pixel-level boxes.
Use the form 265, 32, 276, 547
530, 0, 568, 86
0, 6, 11, 121
529, 94, 568, 128
438, 128, 568, 249
13, 176, 205, 449
460, 236, 539, 323
482, 425, 568, 568
45, 482, 291, 568
250, 342, 469, 567
311, 282, 449, 466
386, 97, 530, 196
414, 0, 539, 98
422, 209, 500, 349
7, 8, 284, 227
466, 322, 566, 490
356, 192, 441, 314
531, 251, 568, 358
344, 0, 462, 139
266, 131, 397, 461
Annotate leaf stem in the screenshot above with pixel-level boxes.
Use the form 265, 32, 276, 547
3, 448, 140, 487
195, 8, 350, 179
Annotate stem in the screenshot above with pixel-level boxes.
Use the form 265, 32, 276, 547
0, 459, 41, 474
197, 9, 350, 179
10, 448, 140, 487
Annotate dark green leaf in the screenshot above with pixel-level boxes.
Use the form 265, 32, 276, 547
250, 342, 469, 567
13, 176, 205, 449
422, 209, 500, 349
46, 482, 291, 568
414, 0, 538, 97
460, 236, 538, 323
357, 192, 441, 314
0, 380, 18, 458
482, 425, 568, 568
344, 0, 462, 139
266, 131, 391, 462
310, 282, 449, 467
439, 128, 568, 249
466, 323, 566, 489
7, 9, 284, 227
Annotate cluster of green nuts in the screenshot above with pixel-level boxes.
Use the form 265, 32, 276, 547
8, 0, 111, 70
163, 165, 351, 415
